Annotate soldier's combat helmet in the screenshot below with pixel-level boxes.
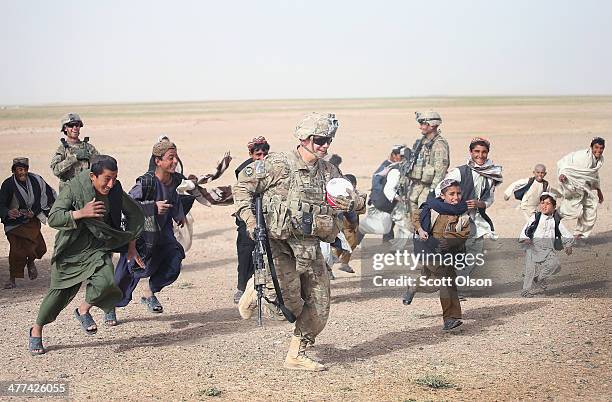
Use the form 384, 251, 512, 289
60, 113, 83, 132
415, 111, 442, 126
294, 112, 339, 140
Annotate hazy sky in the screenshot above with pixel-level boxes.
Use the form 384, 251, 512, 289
1, 0, 610, 105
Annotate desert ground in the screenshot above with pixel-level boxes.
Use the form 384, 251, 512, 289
0, 97, 610, 401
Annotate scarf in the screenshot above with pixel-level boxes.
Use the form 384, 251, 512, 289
177, 151, 234, 206
466, 158, 504, 184
557, 148, 603, 194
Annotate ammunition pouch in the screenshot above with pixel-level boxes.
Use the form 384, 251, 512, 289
420, 165, 435, 184
263, 197, 339, 241
289, 211, 340, 242
301, 212, 313, 235
262, 196, 293, 240
312, 214, 340, 243
409, 166, 422, 180
74, 147, 90, 161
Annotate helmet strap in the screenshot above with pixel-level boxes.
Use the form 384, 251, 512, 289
298, 141, 322, 163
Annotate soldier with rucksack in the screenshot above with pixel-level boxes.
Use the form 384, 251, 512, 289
504, 164, 560, 221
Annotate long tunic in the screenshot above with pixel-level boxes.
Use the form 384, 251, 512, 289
48, 170, 144, 289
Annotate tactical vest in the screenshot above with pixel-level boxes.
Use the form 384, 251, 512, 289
56, 139, 95, 182
409, 134, 449, 184
263, 152, 339, 242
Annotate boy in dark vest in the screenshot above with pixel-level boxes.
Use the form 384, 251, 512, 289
0, 158, 56, 289
504, 164, 559, 221
359, 145, 405, 242
113, 138, 187, 322
519, 193, 573, 297
435, 137, 503, 291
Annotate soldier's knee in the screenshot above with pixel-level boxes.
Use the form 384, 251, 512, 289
285, 297, 305, 317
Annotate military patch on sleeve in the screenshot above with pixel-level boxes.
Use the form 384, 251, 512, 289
244, 166, 254, 176
254, 160, 265, 175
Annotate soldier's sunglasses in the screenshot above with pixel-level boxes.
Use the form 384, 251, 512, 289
312, 136, 333, 146
65, 122, 82, 128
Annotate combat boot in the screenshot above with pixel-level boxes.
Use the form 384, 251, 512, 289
284, 335, 326, 371
238, 278, 258, 319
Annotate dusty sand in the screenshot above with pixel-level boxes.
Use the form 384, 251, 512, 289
0, 97, 610, 401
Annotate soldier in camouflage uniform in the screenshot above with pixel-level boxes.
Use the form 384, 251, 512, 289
50, 113, 99, 190
408, 111, 450, 213
233, 112, 366, 371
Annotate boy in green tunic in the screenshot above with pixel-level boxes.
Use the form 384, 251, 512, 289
28, 155, 144, 355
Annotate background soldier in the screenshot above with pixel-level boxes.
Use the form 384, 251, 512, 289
233, 112, 366, 371
50, 113, 99, 190
407, 111, 450, 213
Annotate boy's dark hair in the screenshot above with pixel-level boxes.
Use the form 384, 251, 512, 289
539, 193, 556, 207
591, 137, 605, 148
390, 145, 404, 155
250, 142, 270, 154
469, 140, 490, 152
91, 155, 118, 175
441, 180, 461, 195
344, 174, 357, 188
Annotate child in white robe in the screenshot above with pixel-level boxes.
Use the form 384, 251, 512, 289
518, 193, 573, 297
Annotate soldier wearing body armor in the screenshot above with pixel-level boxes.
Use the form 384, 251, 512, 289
407, 111, 450, 213
50, 113, 99, 190
233, 112, 366, 371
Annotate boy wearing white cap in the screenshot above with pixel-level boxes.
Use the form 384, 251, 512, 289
518, 192, 573, 297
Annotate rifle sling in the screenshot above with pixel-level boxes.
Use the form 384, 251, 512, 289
255, 194, 297, 323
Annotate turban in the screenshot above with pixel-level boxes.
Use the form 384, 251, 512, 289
11, 157, 29, 171
247, 136, 268, 151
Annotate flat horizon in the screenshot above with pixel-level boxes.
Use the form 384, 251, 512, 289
3, 94, 612, 109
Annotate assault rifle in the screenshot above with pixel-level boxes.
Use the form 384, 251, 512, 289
252, 194, 296, 327
395, 138, 425, 208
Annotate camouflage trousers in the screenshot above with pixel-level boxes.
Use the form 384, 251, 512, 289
408, 181, 433, 213
268, 237, 331, 344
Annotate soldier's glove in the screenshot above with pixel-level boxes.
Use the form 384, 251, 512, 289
334, 190, 366, 212
74, 147, 90, 161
